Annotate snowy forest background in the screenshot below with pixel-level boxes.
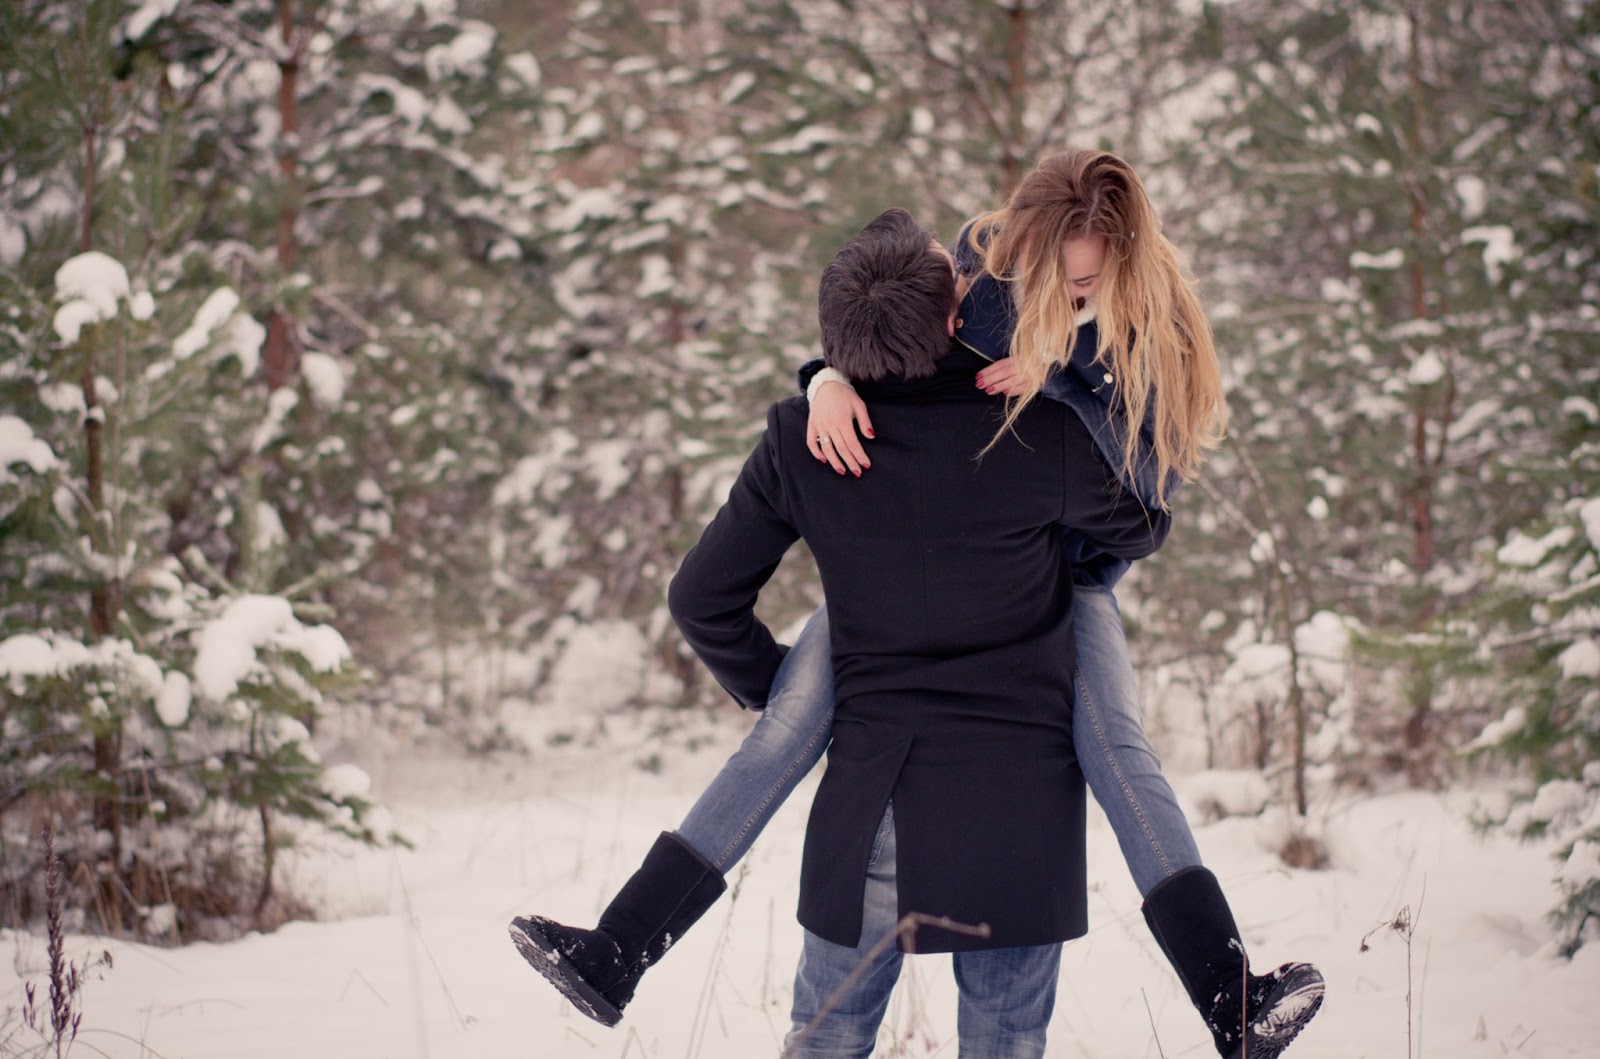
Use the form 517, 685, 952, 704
1, 0, 1597, 986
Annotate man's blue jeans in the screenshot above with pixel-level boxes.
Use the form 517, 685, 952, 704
676, 587, 1201, 895
783, 806, 1062, 1059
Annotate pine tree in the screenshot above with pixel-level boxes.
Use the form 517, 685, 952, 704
0, 0, 555, 937
1149, 0, 1599, 801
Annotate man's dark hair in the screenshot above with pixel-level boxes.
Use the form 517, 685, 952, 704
818, 208, 954, 382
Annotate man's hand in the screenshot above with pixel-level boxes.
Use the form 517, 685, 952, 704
975, 358, 1030, 397
806, 380, 874, 477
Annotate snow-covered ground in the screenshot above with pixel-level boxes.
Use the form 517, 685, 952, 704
4, 704, 1598, 1059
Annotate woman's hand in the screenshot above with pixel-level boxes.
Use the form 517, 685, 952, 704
806, 380, 874, 477
975, 358, 1030, 397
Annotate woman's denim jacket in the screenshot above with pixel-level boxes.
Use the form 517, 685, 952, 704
798, 227, 1177, 590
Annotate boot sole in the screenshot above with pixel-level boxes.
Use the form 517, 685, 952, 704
509, 916, 625, 1028
1229, 963, 1326, 1059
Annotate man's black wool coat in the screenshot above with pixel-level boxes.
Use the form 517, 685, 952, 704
667, 344, 1170, 953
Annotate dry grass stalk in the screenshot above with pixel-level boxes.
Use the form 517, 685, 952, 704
1361, 886, 1426, 1059
779, 912, 991, 1059
20, 822, 95, 1059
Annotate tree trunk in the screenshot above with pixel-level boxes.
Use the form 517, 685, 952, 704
1401, 1, 1438, 779
263, 0, 302, 391
998, 5, 1031, 197
254, 803, 275, 916
76, 109, 127, 887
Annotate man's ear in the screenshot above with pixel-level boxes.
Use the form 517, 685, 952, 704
946, 309, 957, 337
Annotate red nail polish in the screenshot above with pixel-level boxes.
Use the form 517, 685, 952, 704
865, 429, 875, 438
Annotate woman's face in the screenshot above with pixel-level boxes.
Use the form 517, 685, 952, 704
1062, 236, 1107, 299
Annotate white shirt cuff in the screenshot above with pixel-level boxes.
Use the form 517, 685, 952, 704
806, 366, 853, 403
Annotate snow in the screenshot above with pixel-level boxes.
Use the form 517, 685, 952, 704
0, 634, 89, 683
1352, 112, 1384, 136
155, 671, 193, 727
535, 513, 573, 567
122, 0, 180, 42
643, 193, 693, 227
1350, 248, 1404, 269
429, 96, 473, 136
254, 500, 286, 559
173, 287, 243, 359
762, 126, 841, 155
278, 623, 353, 674
551, 186, 622, 230
1504, 779, 1593, 837
323, 763, 374, 802
4, 728, 1596, 1059
53, 251, 131, 342
37, 383, 83, 418
143, 904, 178, 937
1295, 610, 1350, 660
192, 594, 351, 701
637, 254, 674, 299
300, 351, 347, 409
1464, 225, 1518, 283
1558, 838, 1600, 891
425, 21, 496, 81
0, 415, 59, 477
1579, 497, 1600, 550
1564, 396, 1600, 423
720, 71, 756, 105
1319, 275, 1357, 303
1467, 705, 1527, 751
540, 620, 649, 715
1456, 174, 1487, 220
272, 716, 313, 750
251, 388, 300, 453
0, 212, 26, 266
564, 111, 605, 143
1498, 525, 1575, 568
215, 311, 266, 376
1247, 530, 1275, 564
584, 439, 634, 502
504, 52, 542, 90
0, 635, 163, 706
52, 297, 104, 347
1181, 768, 1272, 821
1408, 349, 1447, 386
1557, 639, 1600, 681
194, 596, 292, 701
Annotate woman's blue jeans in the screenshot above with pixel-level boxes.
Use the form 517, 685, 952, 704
676, 587, 1201, 896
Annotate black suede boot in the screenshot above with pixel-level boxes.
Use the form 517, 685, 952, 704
1142, 866, 1325, 1059
509, 831, 726, 1027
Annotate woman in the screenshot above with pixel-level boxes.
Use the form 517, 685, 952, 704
512, 150, 1325, 1059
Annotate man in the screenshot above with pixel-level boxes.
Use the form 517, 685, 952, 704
662, 208, 1169, 1057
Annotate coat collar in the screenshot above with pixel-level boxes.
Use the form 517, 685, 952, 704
852, 342, 994, 404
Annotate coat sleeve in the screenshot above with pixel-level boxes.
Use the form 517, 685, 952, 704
666, 407, 802, 710
796, 356, 825, 395
1058, 411, 1172, 561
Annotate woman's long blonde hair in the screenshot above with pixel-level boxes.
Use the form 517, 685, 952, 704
966, 149, 1224, 506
